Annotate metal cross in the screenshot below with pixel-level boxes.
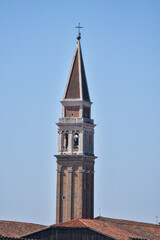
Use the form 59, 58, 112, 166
75, 23, 83, 40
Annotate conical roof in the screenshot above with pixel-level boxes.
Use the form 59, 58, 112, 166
63, 39, 90, 102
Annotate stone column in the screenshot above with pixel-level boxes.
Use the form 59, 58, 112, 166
79, 104, 83, 118
88, 133, 91, 154
86, 132, 89, 154
86, 170, 92, 219
62, 105, 65, 117
79, 130, 84, 154
83, 169, 87, 218
56, 168, 62, 223
92, 131, 95, 154
68, 130, 73, 153
77, 168, 85, 218
58, 130, 63, 153
84, 131, 87, 154
91, 170, 95, 218
66, 168, 73, 221
62, 167, 67, 222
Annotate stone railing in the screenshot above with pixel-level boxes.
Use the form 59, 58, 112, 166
59, 117, 94, 124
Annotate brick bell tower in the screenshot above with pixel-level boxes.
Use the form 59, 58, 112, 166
55, 31, 96, 223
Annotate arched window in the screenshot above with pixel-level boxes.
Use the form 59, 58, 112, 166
63, 133, 68, 150
73, 133, 79, 149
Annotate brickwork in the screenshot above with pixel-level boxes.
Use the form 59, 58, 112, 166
65, 106, 80, 117
56, 160, 95, 223
55, 38, 96, 223
65, 51, 80, 99
83, 107, 90, 118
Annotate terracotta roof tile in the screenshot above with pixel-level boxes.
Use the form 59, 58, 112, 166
0, 220, 46, 238
51, 217, 160, 240
52, 218, 86, 227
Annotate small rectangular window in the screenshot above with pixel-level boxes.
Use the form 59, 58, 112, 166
62, 195, 65, 200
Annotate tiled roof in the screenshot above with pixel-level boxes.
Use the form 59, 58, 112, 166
0, 220, 46, 238
63, 39, 90, 102
52, 217, 160, 240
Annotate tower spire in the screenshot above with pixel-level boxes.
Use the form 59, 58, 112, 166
63, 35, 90, 102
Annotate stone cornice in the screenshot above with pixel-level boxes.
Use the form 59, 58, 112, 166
54, 154, 97, 162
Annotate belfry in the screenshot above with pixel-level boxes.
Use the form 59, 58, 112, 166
55, 31, 96, 223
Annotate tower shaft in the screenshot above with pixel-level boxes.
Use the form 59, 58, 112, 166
55, 38, 96, 223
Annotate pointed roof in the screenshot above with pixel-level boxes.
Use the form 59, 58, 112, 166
63, 39, 90, 102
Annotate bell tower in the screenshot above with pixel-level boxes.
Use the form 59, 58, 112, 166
55, 32, 96, 223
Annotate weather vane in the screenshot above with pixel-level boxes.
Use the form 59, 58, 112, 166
75, 23, 83, 40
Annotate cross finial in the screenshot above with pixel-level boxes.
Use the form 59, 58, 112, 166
75, 23, 83, 40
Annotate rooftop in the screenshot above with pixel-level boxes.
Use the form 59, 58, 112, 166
1, 217, 160, 240
52, 217, 160, 240
0, 220, 47, 238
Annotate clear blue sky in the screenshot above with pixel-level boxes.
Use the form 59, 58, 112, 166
0, 0, 160, 225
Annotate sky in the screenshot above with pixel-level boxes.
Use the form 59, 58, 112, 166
0, 0, 160, 226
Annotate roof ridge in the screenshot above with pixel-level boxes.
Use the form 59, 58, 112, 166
51, 218, 87, 227
0, 220, 45, 226
78, 219, 90, 227
95, 216, 160, 228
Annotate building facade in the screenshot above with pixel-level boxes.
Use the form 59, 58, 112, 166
55, 34, 96, 223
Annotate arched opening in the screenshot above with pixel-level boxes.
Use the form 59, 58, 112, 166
63, 133, 68, 150
73, 133, 79, 149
